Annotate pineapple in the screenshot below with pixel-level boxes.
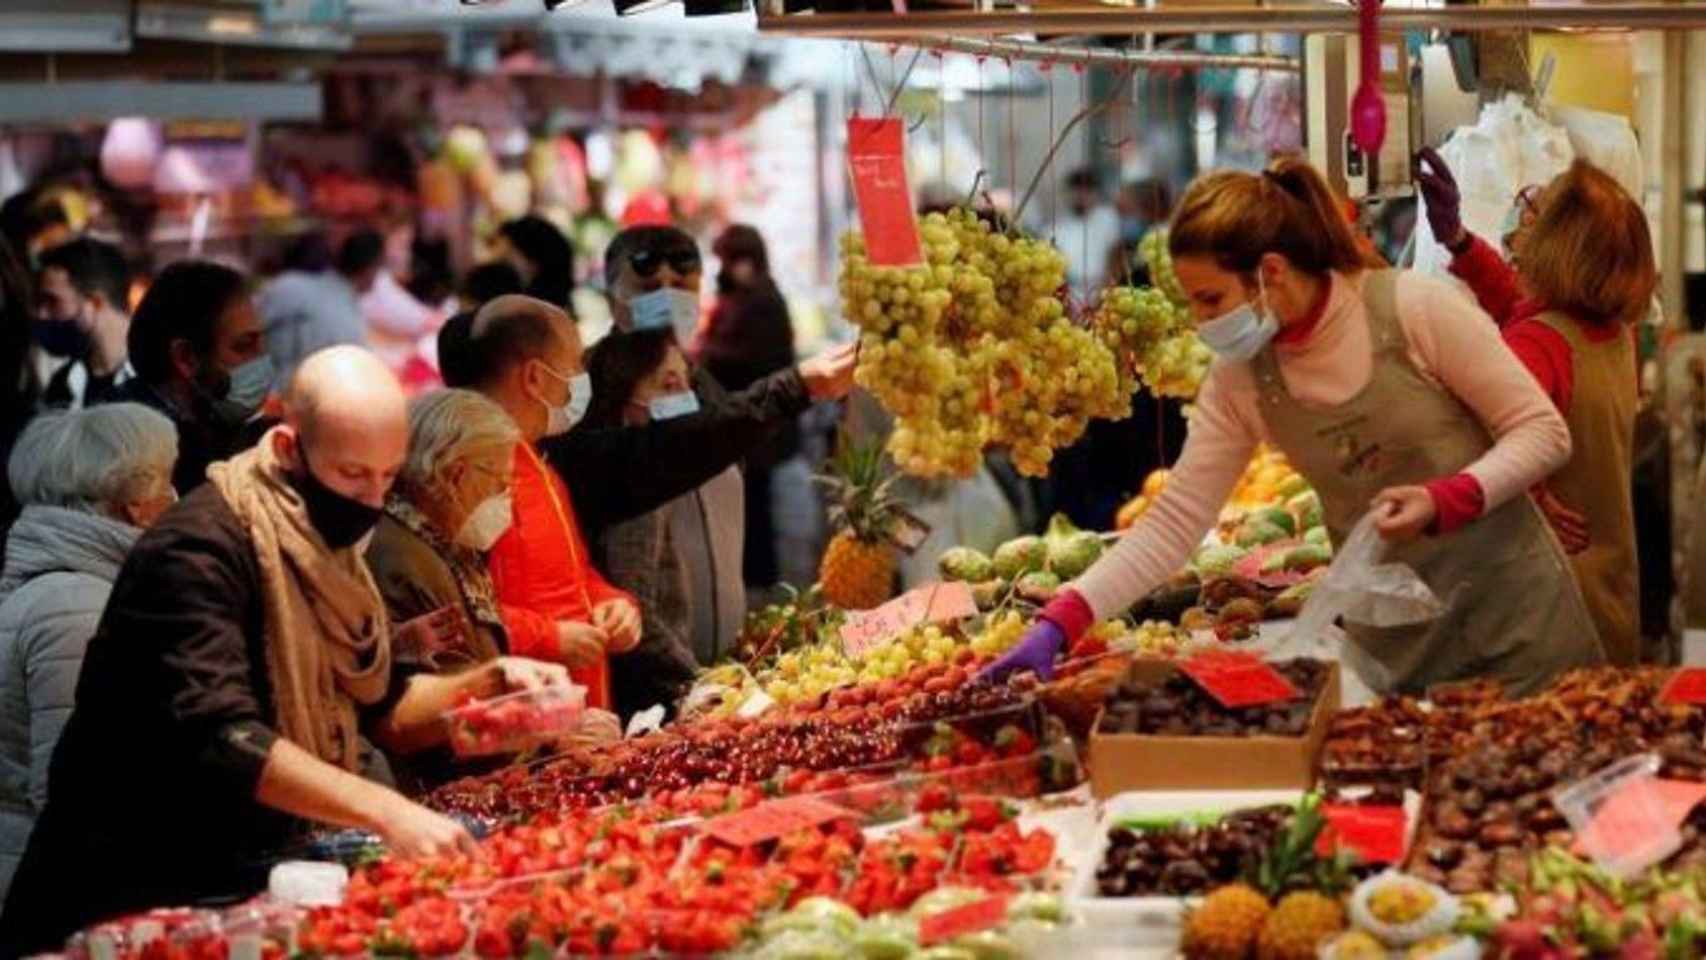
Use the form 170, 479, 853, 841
1183, 884, 1272, 959
815, 437, 903, 611
1256, 891, 1345, 960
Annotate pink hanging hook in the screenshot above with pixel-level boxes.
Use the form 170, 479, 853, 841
1351, 0, 1387, 156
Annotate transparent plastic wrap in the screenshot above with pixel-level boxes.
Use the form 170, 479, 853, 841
1273, 512, 1445, 690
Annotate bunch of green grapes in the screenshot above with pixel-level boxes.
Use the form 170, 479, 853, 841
1138, 227, 1187, 308
968, 610, 1028, 658
840, 207, 1128, 479
1140, 332, 1214, 399
1094, 285, 1183, 400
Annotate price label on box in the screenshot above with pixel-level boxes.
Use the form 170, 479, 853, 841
847, 117, 923, 267
919, 894, 1009, 945
1180, 650, 1300, 708
841, 581, 978, 659
1317, 804, 1407, 864
701, 796, 854, 847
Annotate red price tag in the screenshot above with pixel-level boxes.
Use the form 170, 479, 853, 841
1180, 651, 1300, 708
1573, 775, 1679, 868
841, 581, 978, 659
1317, 804, 1408, 864
1660, 668, 1706, 705
919, 895, 1009, 946
702, 796, 854, 847
847, 117, 923, 267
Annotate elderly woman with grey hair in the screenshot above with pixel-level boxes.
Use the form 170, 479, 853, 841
367, 389, 617, 785
0, 404, 177, 900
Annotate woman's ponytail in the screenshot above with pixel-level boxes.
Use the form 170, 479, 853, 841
1170, 153, 1374, 277
1262, 156, 1375, 272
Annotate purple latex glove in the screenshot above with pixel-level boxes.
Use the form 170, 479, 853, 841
978, 619, 1067, 683
1413, 147, 1465, 251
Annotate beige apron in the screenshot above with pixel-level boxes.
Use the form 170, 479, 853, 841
1250, 270, 1602, 696
1531, 311, 1641, 664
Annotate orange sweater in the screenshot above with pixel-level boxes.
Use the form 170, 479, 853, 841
487, 443, 633, 708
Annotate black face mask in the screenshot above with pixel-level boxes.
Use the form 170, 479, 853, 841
290, 448, 383, 550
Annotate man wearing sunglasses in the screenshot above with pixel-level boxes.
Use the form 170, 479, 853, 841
542, 225, 855, 665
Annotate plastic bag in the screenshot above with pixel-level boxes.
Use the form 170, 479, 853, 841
1549, 103, 1642, 199
1272, 513, 1445, 677
1414, 94, 1575, 280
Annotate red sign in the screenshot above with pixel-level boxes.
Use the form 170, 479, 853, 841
919, 894, 1010, 945
701, 796, 853, 847
846, 117, 923, 267
841, 581, 978, 659
1180, 650, 1301, 708
1317, 804, 1408, 864
1660, 668, 1706, 705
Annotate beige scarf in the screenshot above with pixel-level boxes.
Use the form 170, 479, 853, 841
208, 429, 393, 771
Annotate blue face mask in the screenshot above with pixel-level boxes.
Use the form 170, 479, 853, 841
647, 390, 700, 421
211, 355, 275, 427
1196, 273, 1278, 362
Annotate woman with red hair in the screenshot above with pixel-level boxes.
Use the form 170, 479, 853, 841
1416, 152, 1655, 665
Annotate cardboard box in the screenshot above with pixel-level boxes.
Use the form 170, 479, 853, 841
1087, 660, 1341, 797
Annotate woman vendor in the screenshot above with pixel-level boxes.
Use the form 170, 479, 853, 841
1415, 152, 1655, 666
988, 156, 1603, 696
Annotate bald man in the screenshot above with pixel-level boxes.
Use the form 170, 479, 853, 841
0, 347, 568, 954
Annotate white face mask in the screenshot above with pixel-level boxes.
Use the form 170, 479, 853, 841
456, 491, 514, 552
627, 287, 700, 344
647, 390, 700, 421
1196, 272, 1279, 362
536, 363, 593, 437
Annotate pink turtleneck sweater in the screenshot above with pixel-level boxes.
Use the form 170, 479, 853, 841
1066, 269, 1572, 624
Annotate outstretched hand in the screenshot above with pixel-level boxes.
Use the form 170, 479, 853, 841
799, 341, 859, 402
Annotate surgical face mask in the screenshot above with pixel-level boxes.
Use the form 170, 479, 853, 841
31, 317, 91, 359
456, 491, 514, 552
647, 390, 701, 421
627, 287, 700, 344
1196, 273, 1279, 362
534, 362, 592, 437
210, 355, 275, 427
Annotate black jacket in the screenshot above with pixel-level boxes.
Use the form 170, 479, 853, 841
106, 379, 272, 496
543, 365, 812, 556
0, 485, 404, 956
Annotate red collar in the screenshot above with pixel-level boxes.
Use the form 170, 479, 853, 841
1272, 278, 1334, 347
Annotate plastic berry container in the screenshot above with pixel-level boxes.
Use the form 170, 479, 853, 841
447, 684, 588, 757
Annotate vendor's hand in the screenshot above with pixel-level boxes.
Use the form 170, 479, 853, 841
798, 341, 859, 401
978, 619, 1067, 683
1413, 147, 1467, 251
394, 606, 472, 666
1534, 486, 1590, 555
593, 598, 642, 654
378, 797, 479, 860
577, 708, 623, 743
493, 655, 572, 692
1371, 485, 1437, 542
555, 620, 608, 670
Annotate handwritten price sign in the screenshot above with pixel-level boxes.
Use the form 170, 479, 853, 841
841, 581, 978, 659
847, 117, 923, 267
701, 796, 854, 848
1180, 650, 1301, 708
1317, 804, 1408, 864
1660, 668, 1706, 705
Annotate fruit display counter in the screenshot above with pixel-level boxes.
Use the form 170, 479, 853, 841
53, 586, 1706, 960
